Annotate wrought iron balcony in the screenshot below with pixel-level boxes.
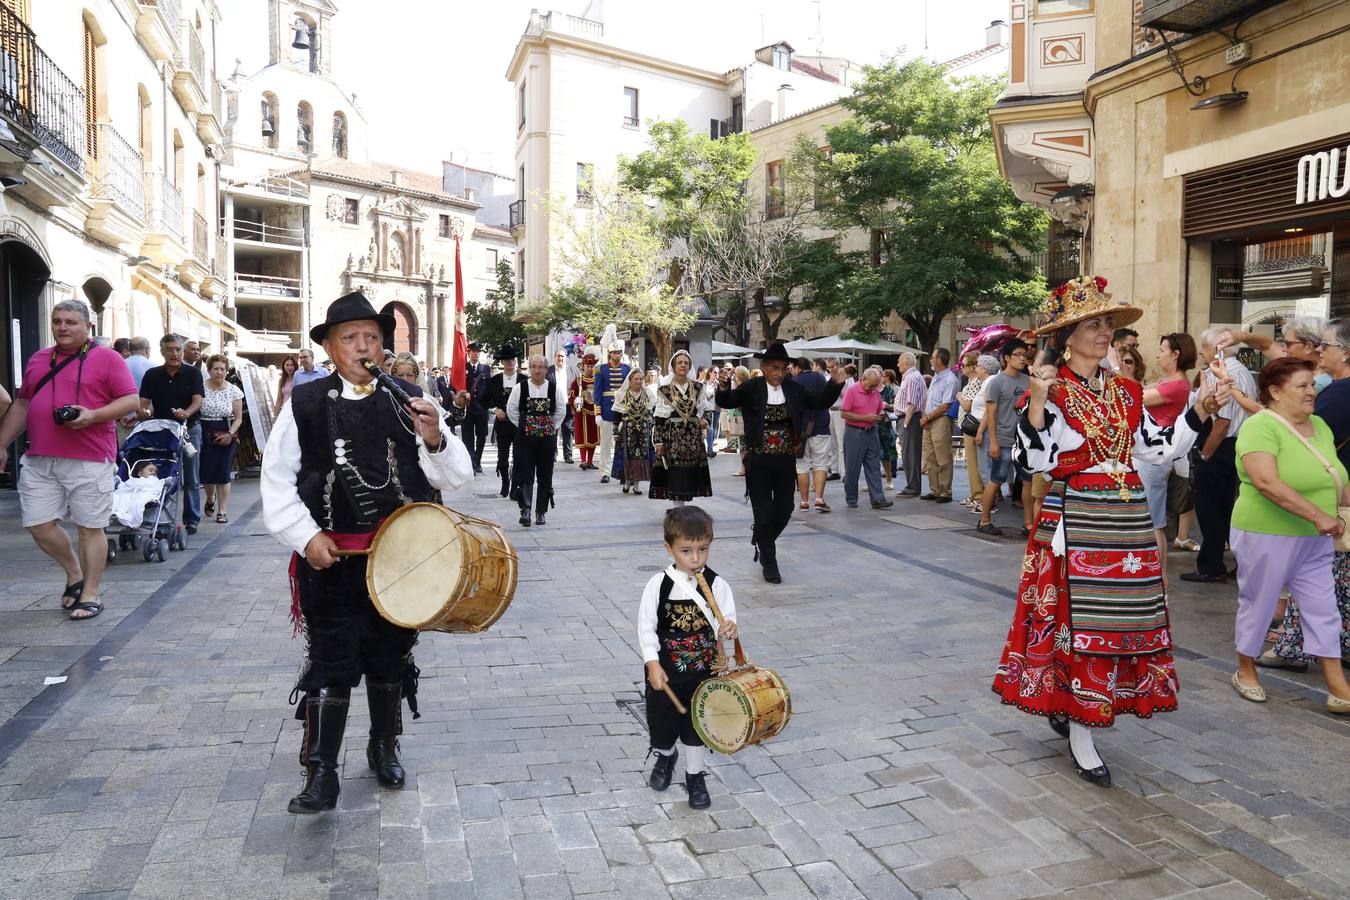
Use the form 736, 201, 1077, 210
176, 20, 206, 91
1140, 0, 1286, 33
1023, 245, 1081, 289
88, 125, 146, 220
0, 9, 88, 175
193, 210, 209, 263
509, 199, 525, 229
213, 233, 226, 277
145, 173, 184, 242
141, 0, 181, 45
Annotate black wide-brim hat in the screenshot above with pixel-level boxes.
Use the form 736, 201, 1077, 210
379, 302, 400, 351
310, 291, 395, 345
493, 345, 519, 362
753, 341, 793, 363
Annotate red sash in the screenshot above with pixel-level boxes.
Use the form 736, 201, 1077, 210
288, 527, 382, 634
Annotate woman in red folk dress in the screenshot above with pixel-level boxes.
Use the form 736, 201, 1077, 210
993, 276, 1233, 787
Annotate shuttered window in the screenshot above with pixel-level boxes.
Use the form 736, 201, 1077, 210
83, 20, 99, 162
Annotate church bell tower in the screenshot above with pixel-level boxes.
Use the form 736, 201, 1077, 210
268, 0, 338, 75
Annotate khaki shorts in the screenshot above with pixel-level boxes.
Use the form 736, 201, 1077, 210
18, 455, 115, 529
795, 433, 836, 475
1031, 473, 1051, 501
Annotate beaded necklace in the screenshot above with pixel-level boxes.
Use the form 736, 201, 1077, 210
1056, 367, 1133, 499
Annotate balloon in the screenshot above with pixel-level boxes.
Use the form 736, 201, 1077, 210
958, 324, 1020, 359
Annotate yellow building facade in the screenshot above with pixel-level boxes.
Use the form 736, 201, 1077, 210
992, 0, 1350, 345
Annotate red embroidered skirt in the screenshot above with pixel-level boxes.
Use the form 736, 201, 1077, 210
992, 474, 1179, 727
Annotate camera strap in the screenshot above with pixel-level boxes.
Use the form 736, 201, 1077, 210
32, 341, 91, 405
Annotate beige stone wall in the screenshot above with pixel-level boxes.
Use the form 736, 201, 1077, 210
1085, 0, 1350, 350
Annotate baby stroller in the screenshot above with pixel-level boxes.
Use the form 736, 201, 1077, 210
105, 420, 189, 563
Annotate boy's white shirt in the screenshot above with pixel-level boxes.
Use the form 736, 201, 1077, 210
637, 564, 737, 664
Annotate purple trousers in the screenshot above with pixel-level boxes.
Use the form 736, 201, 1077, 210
1230, 528, 1343, 659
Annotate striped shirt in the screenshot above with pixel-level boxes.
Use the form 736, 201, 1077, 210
898, 367, 926, 415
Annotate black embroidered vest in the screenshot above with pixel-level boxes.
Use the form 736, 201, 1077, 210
291, 374, 436, 534
517, 379, 557, 439
655, 567, 721, 681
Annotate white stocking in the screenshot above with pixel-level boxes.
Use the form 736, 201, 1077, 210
653, 744, 676, 757
1068, 721, 1104, 769
673, 500, 687, 508
682, 743, 706, 776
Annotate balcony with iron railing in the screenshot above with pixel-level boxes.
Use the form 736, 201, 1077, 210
224, 172, 310, 202
509, 199, 525, 229
170, 20, 207, 114
213, 233, 226, 278
193, 210, 209, 263
0, 8, 88, 177
234, 273, 303, 301
1024, 244, 1081, 290
233, 219, 305, 247
88, 124, 146, 221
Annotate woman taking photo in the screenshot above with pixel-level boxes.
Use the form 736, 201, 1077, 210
1228, 357, 1350, 713
274, 355, 298, 416
1136, 334, 1197, 582
613, 369, 655, 495
956, 353, 991, 511
650, 350, 713, 504
200, 354, 245, 523
993, 276, 1231, 786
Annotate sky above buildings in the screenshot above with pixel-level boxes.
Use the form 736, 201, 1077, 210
220, 0, 1009, 178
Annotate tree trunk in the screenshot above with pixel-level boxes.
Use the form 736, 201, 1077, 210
649, 327, 673, 373
904, 311, 944, 368
766, 295, 792, 344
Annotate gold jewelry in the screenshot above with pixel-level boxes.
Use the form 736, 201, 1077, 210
1063, 347, 1072, 363
351, 382, 375, 396
1057, 370, 1133, 500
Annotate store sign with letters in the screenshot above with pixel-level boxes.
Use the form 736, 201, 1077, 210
1296, 144, 1350, 205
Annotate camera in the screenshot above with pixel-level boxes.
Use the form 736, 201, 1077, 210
53, 405, 80, 425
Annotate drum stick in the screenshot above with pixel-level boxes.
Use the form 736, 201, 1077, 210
661, 684, 688, 716
332, 549, 371, 557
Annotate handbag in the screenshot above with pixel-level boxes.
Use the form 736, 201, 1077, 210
1264, 409, 1350, 552
959, 412, 980, 437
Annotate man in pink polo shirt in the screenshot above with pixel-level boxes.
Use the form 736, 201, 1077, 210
0, 300, 139, 620
840, 367, 894, 510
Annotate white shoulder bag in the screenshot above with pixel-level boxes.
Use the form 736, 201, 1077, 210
1264, 409, 1350, 552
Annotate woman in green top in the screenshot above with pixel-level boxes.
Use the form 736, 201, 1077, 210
1229, 358, 1350, 714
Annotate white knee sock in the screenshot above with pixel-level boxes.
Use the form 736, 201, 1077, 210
653, 744, 676, 758
673, 499, 687, 508
1068, 721, 1104, 769
682, 743, 706, 776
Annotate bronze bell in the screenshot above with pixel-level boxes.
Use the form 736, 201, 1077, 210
291, 20, 311, 50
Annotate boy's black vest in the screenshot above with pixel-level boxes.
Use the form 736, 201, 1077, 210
655, 567, 722, 682
291, 374, 435, 533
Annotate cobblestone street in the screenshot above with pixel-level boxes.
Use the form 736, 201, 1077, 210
1, 449, 1348, 899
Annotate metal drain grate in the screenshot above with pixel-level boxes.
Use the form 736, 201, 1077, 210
615, 688, 648, 733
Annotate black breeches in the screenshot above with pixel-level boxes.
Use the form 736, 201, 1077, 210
495, 421, 517, 478
1194, 437, 1238, 578
296, 555, 417, 692
745, 453, 797, 564
513, 435, 555, 509
646, 674, 707, 749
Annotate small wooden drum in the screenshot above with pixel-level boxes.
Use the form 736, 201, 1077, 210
691, 648, 792, 754
356, 502, 517, 633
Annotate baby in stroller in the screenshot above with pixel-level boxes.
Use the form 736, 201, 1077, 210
112, 460, 171, 528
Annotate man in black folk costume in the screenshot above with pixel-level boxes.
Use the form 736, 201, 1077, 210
508, 354, 567, 527
484, 346, 527, 498
716, 342, 845, 583
262, 292, 473, 814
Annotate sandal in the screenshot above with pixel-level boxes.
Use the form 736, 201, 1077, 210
69, 598, 103, 621
799, 502, 809, 511
216, 513, 228, 523
60, 580, 85, 611
204, 501, 214, 517
1172, 538, 1200, 552
815, 500, 830, 513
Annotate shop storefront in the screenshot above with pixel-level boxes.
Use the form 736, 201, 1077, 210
1183, 132, 1350, 336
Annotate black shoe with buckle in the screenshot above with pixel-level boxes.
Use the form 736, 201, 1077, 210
685, 772, 711, 809
1073, 758, 1112, 788
648, 748, 678, 791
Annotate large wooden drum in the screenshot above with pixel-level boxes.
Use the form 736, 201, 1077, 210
691, 665, 792, 755
363, 503, 517, 633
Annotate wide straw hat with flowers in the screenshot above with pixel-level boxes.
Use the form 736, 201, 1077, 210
1035, 275, 1143, 336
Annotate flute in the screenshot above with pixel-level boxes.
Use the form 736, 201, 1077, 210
358, 358, 416, 408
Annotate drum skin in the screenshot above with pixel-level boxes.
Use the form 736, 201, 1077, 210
365, 502, 517, 633
691, 666, 792, 755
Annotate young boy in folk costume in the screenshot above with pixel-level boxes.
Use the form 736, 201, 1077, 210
638, 506, 737, 809
571, 347, 601, 469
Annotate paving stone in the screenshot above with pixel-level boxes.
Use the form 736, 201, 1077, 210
893, 857, 984, 891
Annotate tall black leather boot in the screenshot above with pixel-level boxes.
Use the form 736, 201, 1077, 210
288, 687, 349, 814
365, 680, 407, 789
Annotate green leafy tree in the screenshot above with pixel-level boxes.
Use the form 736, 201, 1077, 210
809, 59, 1049, 354
465, 259, 527, 359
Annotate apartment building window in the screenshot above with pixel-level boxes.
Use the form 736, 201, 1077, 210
343, 198, 359, 225
730, 95, 743, 134
82, 16, 104, 162
765, 160, 784, 219
1037, 0, 1092, 13
439, 214, 451, 237
485, 248, 499, 272
623, 87, 639, 127
576, 162, 594, 204
518, 81, 526, 130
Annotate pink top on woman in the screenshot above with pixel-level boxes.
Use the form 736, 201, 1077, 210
1149, 378, 1190, 427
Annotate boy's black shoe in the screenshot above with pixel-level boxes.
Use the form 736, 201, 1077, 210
648, 748, 678, 791
685, 772, 711, 809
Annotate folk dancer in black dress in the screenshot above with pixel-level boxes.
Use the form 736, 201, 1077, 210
261, 292, 473, 814
716, 341, 845, 583
484, 346, 527, 498
651, 350, 713, 505
508, 354, 567, 527
613, 368, 656, 495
